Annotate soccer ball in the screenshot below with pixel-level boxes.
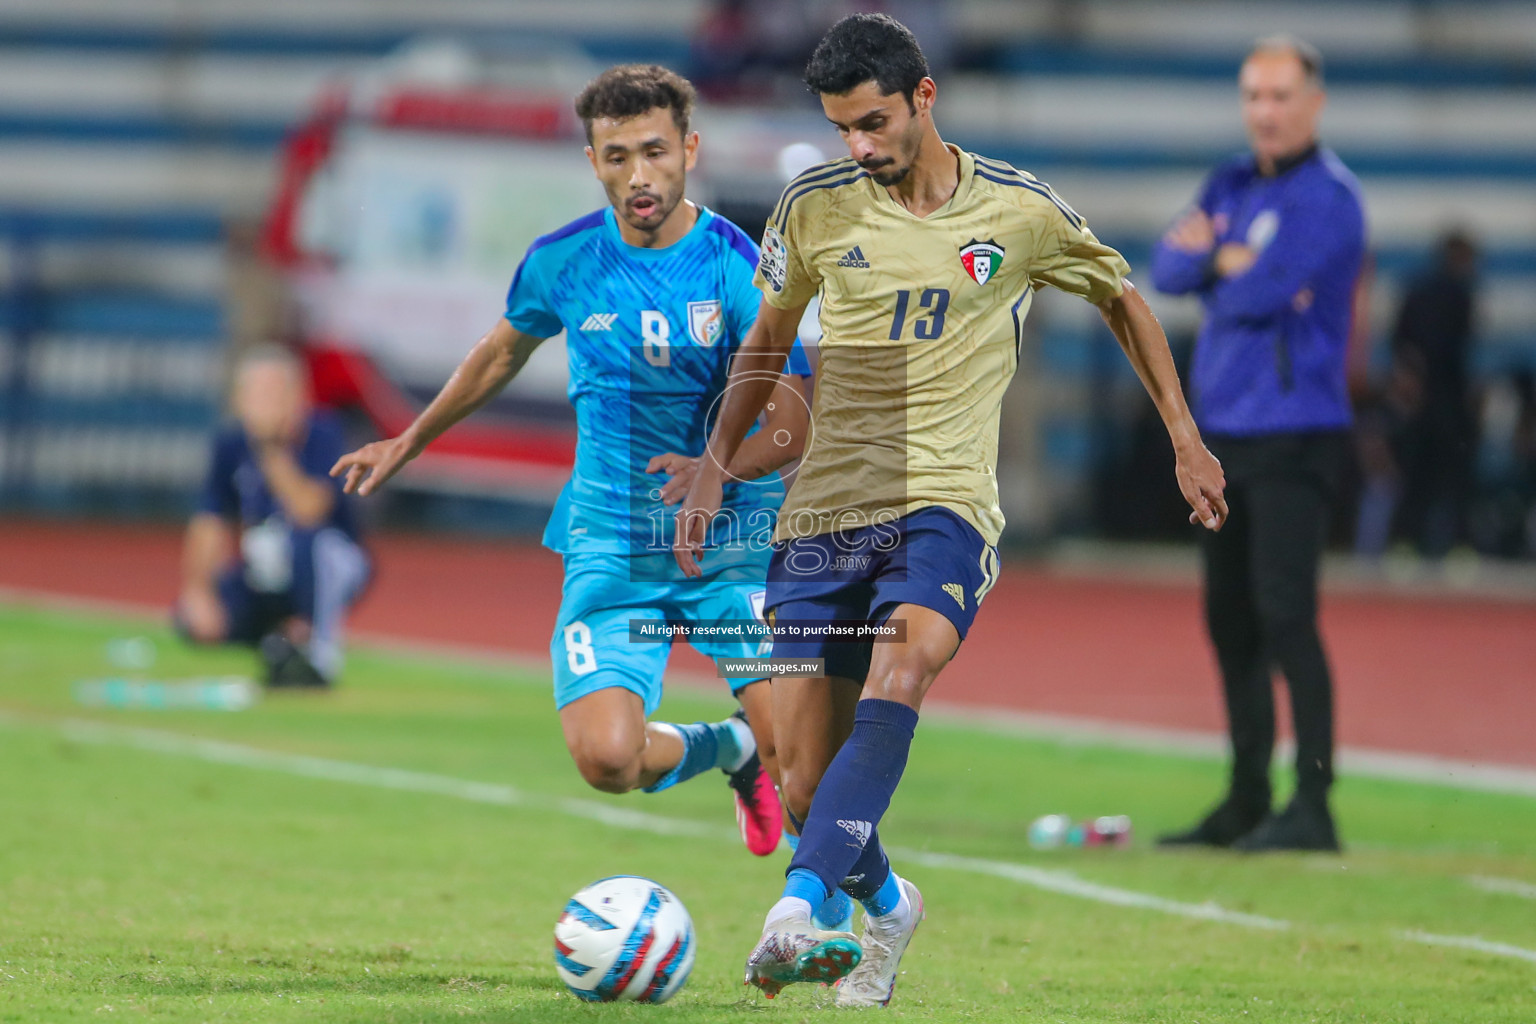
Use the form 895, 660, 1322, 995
553, 875, 696, 1003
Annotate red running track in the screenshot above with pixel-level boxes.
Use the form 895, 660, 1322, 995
1, 519, 1531, 768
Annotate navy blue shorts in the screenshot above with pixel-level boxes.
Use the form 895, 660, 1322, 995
764, 506, 1000, 682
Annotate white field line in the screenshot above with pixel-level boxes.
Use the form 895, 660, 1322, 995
7, 712, 1279, 931
5, 584, 1536, 798
1465, 875, 1536, 900
922, 704, 1536, 799
1399, 930, 1536, 964
49, 714, 723, 842
15, 711, 1536, 965
894, 849, 1288, 930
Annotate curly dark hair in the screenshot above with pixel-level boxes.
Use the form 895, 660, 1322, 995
804, 13, 929, 103
574, 64, 696, 145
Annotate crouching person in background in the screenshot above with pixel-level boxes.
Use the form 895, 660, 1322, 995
175, 344, 370, 687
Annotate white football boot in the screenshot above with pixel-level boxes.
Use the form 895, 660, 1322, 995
835, 877, 924, 1008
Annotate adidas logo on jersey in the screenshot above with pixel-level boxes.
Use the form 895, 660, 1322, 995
580, 313, 618, 331
837, 819, 873, 847
836, 245, 871, 269
942, 583, 965, 609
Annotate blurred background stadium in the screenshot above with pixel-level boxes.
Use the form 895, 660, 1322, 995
0, 0, 1532, 764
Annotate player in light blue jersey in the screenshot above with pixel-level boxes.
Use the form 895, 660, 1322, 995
332, 65, 810, 857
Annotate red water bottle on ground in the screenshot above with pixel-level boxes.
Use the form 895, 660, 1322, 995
1076, 814, 1133, 847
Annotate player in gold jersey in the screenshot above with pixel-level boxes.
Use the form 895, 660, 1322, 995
674, 14, 1229, 1004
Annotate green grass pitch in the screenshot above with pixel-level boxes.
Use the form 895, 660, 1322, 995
1, 601, 1534, 1022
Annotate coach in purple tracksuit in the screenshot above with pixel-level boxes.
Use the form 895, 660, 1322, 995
1150, 36, 1365, 852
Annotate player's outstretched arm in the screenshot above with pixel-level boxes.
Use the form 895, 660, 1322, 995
1097, 281, 1228, 531
647, 373, 810, 504
330, 318, 547, 496
673, 299, 805, 576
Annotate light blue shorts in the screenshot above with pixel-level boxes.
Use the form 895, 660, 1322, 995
551, 550, 772, 716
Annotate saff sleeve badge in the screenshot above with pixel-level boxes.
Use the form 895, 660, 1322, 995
759, 225, 788, 293
959, 238, 1005, 286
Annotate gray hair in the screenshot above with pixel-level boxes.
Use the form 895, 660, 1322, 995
1248, 34, 1325, 87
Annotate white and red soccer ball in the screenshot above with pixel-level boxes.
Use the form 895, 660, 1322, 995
553, 876, 695, 1003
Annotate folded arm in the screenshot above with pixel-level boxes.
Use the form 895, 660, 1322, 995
1206, 191, 1360, 320
1150, 207, 1219, 296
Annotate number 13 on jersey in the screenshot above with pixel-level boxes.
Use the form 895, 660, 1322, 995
889, 288, 949, 340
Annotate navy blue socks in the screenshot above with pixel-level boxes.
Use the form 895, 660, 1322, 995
784, 698, 919, 898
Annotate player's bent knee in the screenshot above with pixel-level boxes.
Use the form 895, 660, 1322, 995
778, 768, 819, 822
569, 740, 644, 794
862, 661, 936, 708
573, 754, 642, 794
558, 685, 650, 793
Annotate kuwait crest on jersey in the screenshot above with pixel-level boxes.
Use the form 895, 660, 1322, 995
959, 238, 1005, 286
687, 300, 723, 347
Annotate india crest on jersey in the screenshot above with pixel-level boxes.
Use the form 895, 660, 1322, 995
959, 238, 1005, 286
687, 300, 723, 347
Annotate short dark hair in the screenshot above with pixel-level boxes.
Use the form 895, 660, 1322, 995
574, 64, 696, 145
804, 13, 930, 102
1248, 34, 1325, 87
